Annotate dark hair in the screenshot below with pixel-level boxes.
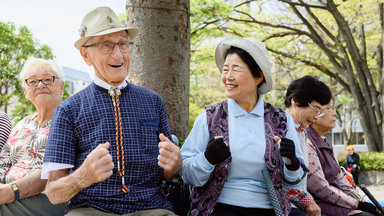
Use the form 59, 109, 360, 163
224, 46, 263, 79
284, 75, 332, 108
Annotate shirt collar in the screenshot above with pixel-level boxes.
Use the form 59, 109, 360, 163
93, 75, 127, 90
228, 97, 264, 117
294, 119, 306, 134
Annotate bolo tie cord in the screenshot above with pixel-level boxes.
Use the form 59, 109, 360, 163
109, 88, 129, 193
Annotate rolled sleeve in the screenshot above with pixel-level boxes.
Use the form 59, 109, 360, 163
43, 104, 76, 166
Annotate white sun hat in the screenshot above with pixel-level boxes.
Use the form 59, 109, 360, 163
215, 37, 273, 94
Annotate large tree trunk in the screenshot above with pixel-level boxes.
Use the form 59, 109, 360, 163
126, 0, 190, 139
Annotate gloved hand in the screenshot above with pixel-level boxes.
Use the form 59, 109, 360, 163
357, 201, 380, 216
204, 137, 230, 165
279, 137, 300, 171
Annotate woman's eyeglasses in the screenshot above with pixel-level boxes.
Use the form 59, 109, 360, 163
25, 76, 56, 87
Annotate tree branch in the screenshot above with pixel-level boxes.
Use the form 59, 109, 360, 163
379, 3, 384, 92
278, 0, 327, 9
234, 1, 253, 8
298, 0, 337, 43
359, 25, 367, 64
191, 19, 221, 36
230, 10, 311, 37
262, 31, 305, 41
217, 26, 244, 37
287, 3, 345, 71
327, 0, 382, 145
267, 47, 351, 93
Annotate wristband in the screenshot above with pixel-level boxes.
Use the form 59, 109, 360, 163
10, 183, 19, 201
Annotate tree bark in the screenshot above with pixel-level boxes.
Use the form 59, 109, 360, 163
379, 3, 384, 151
126, 0, 190, 139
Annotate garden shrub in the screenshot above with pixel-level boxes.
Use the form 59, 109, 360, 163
339, 152, 384, 171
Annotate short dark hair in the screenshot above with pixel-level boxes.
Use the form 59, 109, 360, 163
224, 46, 263, 79
284, 75, 332, 108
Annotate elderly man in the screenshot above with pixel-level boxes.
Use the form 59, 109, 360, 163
42, 6, 182, 216
0, 57, 66, 215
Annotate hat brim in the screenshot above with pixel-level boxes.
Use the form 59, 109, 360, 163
215, 38, 273, 94
74, 27, 138, 49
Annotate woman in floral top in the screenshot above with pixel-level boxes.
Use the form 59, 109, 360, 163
0, 57, 67, 215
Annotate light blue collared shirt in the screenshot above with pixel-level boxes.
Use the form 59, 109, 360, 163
181, 97, 304, 208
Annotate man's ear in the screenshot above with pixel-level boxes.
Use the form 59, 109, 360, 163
80, 47, 93, 66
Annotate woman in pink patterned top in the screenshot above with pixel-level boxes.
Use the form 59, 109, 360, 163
0, 57, 67, 215
306, 100, 380, 216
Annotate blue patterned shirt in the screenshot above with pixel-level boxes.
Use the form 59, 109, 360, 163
43, 82, 173, 214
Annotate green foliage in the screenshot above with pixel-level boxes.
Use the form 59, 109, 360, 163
189, 102, 204, 132
339, 152, 384, 171
0, 21, 53, 117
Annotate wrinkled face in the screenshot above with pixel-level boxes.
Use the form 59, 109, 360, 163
23, 64, 64, 107
80, 31, 131, 86
291, 99, 324, 129
221, 53, 263, 104
313, 100, 337, 131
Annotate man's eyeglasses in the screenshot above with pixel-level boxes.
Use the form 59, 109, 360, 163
308, 103, 325, 117
84, 40, 133, 54
25, 76, 56, 87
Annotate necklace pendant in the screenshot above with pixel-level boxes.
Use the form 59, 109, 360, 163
119, 184, 129, 193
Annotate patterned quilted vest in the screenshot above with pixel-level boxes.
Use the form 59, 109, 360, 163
189, 100, 291, 216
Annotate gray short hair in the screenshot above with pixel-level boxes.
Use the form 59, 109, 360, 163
19, 57, 64, 87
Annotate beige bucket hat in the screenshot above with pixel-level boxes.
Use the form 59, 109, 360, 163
215, 37, 273, 94
74, 6, 138, 49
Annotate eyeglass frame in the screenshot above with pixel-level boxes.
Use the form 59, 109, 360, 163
307, 102, 325, 117
25, 76, 56, 87
84, 40, 133, 54
319, 105, 336, 117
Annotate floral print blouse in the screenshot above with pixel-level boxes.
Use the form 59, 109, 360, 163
0, 113, 50, 184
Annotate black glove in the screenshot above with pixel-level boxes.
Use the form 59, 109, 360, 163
357, 201, 380, 216
204, 137, 230, 165
279, 137, 300, 171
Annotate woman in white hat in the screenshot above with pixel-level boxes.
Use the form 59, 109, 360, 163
181, 38, 306, 216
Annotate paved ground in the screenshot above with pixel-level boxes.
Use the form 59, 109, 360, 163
362, 185, 384, 207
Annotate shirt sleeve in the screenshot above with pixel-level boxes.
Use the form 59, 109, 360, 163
0, 142, 11, 183
306, 138, 358, 209
157, 96, 172, 141
0, 112, 12, 150
283, 112, 305, 184
42, 105, 76, 175
180, 111, 215, 186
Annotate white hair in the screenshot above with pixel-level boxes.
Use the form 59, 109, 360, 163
19, 57, 64, 87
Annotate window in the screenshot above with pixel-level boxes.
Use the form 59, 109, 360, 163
333, 132, 344, 145
352, 132, 365, 145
